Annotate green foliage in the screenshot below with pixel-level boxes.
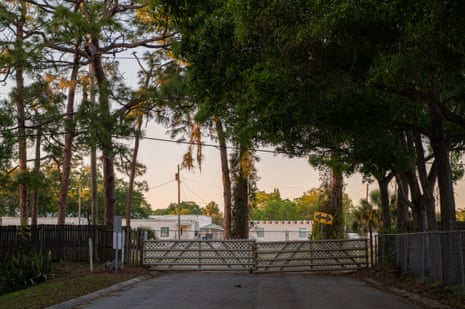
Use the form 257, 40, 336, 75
250, 188, 352, 226
0, 250, 52, 295
294, 188, 329, 219
250, 197, 298, 220
457, 208, 465, 221
350, 200, 382, 236
153, 201, 202, 215
202, 201, 224, 226
16, 223, 31, 250
0, 164, 152, 220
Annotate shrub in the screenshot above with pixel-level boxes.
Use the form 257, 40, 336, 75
0, 250, 52, 295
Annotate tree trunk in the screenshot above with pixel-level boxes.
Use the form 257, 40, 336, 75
376, 175, 392, 232
240, 168, 249, 239
15, 8, 28, 225
432, 140, 456, 230
215, 119, 232, 239
31, 129, 41, 225
395, 174, 410, 233
414, 133, 437, 231
88, 35, 116, 228
329, 167, 344, 238
405, 167, 426, 231
57, 50, 80, 225
98, 78, 116, 227
126, 112, 143, 227
231, 145, 250, 239
428, 100, 456, 230
401, 131, 426, 231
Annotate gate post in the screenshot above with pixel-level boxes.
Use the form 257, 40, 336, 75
251, 241, 257, 273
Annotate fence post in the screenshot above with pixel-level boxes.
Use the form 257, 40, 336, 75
252, 241, 257, 273
89, 237, 93, 272
369, 231, 373, 267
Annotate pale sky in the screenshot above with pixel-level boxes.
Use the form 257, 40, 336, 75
136, 121, 465, 212
137, 120, 369, 210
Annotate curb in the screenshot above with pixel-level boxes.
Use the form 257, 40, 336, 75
45, 275, 153, 309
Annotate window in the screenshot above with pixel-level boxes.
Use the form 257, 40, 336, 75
299, 228, 307, 238
160, 227, 169, 238
256, 227, 265, 238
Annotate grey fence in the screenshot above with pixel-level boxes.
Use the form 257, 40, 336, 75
378, 232, 465, 286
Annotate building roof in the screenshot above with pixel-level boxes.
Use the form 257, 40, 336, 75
200, 223, 224, 230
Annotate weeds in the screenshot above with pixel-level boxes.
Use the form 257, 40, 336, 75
0, 250, 52, 295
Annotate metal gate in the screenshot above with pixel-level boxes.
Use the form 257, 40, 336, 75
143, 239, 368, 272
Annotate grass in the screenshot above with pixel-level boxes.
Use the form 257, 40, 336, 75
0, 263, 151, 309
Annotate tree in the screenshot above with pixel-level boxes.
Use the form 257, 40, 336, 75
202, 201, 224, 226
154, 201, 202, 215
40, 0, 178, 227
294, 189, 328, 220
158, 0, 257, 239
230, 0, 465, 233
0, 0, 45, 224
350, 199, 382, 236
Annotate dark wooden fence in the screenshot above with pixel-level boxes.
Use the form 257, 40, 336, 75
0, 225, 145, 266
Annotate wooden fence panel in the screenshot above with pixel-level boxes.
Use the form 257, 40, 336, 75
0, 225, 142, 265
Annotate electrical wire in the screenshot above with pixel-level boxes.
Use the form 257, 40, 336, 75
149, 179, 175, 190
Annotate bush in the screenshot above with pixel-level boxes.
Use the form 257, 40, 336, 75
0, 250, 52, 295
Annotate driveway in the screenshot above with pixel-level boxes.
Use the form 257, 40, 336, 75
49, 272, 424, 309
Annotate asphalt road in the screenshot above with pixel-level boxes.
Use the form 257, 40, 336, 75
50, 272, 423, 309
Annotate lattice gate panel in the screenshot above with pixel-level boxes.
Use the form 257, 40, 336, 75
143, 239, 368, 273
143, 240, 256, 271
255, 239, 368, 273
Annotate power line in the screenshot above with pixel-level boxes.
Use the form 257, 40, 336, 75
141, 135, 289, 156
181, 181, 207, 204
0, 124, 297, 156
149, 179, 175, 190
181, 176, 222, 190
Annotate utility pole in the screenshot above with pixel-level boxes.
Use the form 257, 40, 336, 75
176, 165, 181, 240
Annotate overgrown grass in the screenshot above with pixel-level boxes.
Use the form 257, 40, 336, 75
0, 250, 53, 295
0, 263, 150, 309
354, 266, 465, 308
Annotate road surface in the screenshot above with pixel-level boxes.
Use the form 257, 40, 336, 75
50, 272, 424, 309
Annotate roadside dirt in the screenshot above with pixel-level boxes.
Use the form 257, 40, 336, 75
352, 266, 465, 309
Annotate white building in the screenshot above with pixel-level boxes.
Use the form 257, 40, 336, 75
135, 215, 213, 240
0, 215, 213, 240
249, 220, 313, 242
0, 216, 86, 226
1, 217, 314, 242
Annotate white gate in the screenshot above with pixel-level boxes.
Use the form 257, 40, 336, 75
255, 239, 368, 272
143, 240, 256, 271
143, 239, 368, 272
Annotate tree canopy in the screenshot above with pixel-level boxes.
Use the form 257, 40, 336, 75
1, 0, 465, 241
160, 0, 465, 234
